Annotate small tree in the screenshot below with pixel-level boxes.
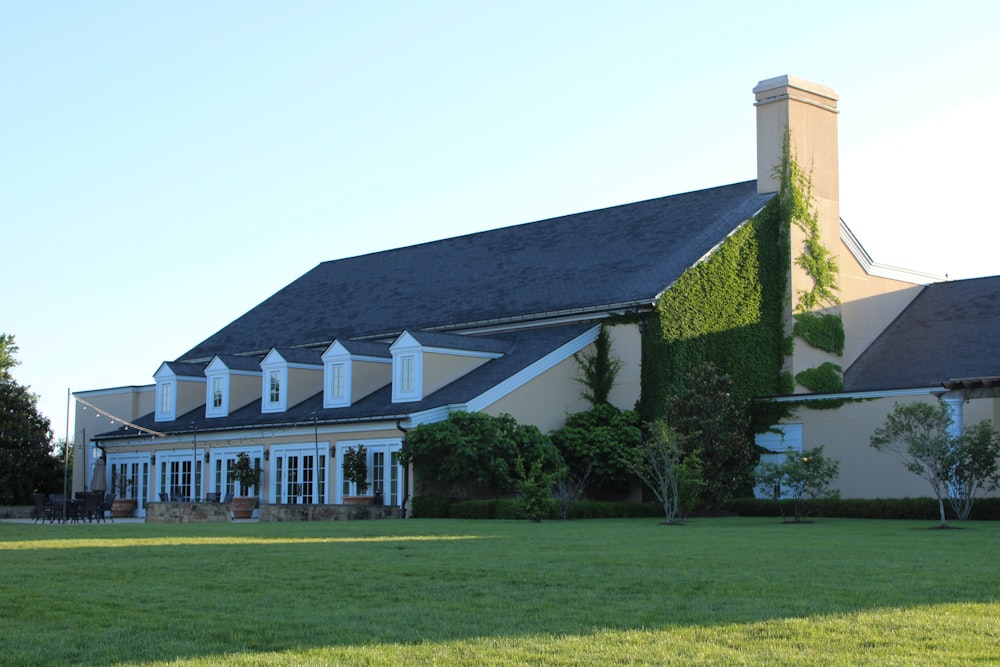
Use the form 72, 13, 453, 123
553, 465, 591, 520
625, 420, 689, 525
341, 445, 369, 494
228, 452, 262, 496
550, 404, 640, 496
574, 325, 624, 406
870, 402, 962, 527
755, 446, 840, 522
514, 457, 555, 522
948, 420, 1000, 520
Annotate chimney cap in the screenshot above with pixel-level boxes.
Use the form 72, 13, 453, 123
753, 74, 839, 106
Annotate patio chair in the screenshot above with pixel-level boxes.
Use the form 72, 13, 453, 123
82, 492, 101, 523
100, 493, 116, 522
223, 491, 234, 504
159, 492, 170, 502
205, 492, 220, 503
32, 493, 53, 523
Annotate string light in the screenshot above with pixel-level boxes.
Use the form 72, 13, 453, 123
74, 396, 166, 438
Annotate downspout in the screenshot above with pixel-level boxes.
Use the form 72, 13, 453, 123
395, 419, 409, 519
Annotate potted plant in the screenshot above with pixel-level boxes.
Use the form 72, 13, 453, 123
110, 472, 136, 518
227, 452, 262, 519
341, 445, 371, 504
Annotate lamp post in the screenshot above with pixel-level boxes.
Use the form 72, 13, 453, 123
312, 413, 321, 504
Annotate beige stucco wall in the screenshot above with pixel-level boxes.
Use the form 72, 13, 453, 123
229, 373, 261, 412
792, 393, 998, 498
73, 386, 155, 493
482, 354, 591, 433
287, 366, 323, 407
423, 352, 489, 397
351, 359, 391, 402
176, 378, 206, 419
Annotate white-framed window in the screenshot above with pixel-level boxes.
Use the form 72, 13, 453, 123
206, 373, 229, 418
210, 447, 264, 501
107, 452, 152, 517
392, 353, 422, 402
271, 443, 328, 504
335, 439, 402, 505
156, 381, 175, 421
390, 332, 424, 402
261, 366, 287, 413
157, 449, 206, 502
269, 370, 281, 403
754, 424, 804, 499
212, 377, 223, 409
329, 363, 345, 402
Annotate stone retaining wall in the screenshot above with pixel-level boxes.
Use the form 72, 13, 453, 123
0, 505, 32, 519
144, 502, 401, 523
262, 503, 401, 521
145, 501, 232, 523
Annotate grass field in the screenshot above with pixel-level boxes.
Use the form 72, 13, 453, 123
1, 517, 998, 666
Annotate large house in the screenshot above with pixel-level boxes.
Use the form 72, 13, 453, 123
73, 75, 999, 517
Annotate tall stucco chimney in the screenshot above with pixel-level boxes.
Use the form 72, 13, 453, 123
754, 74, 839, 199
755, 75, 842, 390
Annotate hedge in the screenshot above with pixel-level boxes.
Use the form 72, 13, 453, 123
413, 495, 1000, 521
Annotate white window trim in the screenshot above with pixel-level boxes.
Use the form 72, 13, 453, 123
262, 367, 287, 413
155, 380, 175, 422
206, 374, 229, 418
392, 350, 422, 402
325, 361, 350, 408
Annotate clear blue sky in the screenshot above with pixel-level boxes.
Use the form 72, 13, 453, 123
3, 1, 997, 441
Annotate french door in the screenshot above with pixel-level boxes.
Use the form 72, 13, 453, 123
271, 445, 328, 504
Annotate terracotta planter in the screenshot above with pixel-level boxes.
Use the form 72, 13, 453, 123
230, 496, 257, 519
343, 495, 374, 505
111, 498, 137, 518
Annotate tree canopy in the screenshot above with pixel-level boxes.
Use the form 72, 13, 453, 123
0, 334, 62, 504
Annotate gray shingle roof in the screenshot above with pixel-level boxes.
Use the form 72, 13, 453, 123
100, 324, 592, 439
844, 276, 1000, 391
179, 181, 772, 361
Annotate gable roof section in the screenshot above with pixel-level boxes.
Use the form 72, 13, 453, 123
844, 276, 1000, 391
179, 181, 773, 361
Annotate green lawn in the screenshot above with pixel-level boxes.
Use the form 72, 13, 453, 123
1, 517, 997, 666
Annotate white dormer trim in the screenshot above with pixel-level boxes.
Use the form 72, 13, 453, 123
204, 357, 230, 418
322, 341, 352, 408
390, 332, 423, 403
260, 349, 288, 413
153, 362, 204, 423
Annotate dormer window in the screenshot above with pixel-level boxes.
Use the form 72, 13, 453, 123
390, 333, 423, 403
158, 382, 174, 419
329, 363, 345, 402
321, 339, 391, 409
265, 368, 284, 411
211, 377, 223, 409
399, 355, 416, 395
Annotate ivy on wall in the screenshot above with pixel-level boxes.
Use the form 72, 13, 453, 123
636, 191, 790, 426
794, 362, 844, 394
792, 312, 845, 356
637, 131, 846, 428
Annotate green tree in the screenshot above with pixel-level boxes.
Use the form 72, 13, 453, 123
624, 420, 689, 525
400, 411, 563, 498
0, 336, 60, 504
755, 445, 840, 522
0, 333, 19, 376
549, 403, 640, 496
946, 420, 1000, 520
574, 325, 624, 406
869, 401, 1000, 526
664, 362, 755, 507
